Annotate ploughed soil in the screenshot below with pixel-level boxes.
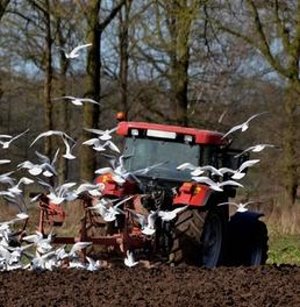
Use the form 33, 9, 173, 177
1, 264, 300, 307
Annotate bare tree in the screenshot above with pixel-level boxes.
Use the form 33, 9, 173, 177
80, 0, 126, 181
118, 0, 132, 119
132, 0, 202, 126
209, 0, 300, 205
28, 0, 54, 157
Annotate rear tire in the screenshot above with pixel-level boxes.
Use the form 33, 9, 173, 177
169, 206, 227, 268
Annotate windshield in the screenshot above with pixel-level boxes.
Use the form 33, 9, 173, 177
122, 137, 200, 181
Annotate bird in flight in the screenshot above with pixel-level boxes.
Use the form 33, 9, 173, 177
52, 96, 101, 106
0, 129, 29, 149
191, 176, 244, 192
30, 130, 76, 160
218, 201, 257, 213
124, 250, 139, 268
158, 206, 188, 222
63, 43, 92, 59
222, 112, 268, 139
84, 127, 118, 141
234, 144, 275, 158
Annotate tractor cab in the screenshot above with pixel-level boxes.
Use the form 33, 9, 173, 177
117, 121, 245, 183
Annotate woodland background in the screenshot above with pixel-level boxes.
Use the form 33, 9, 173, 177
0, 0, 300, 234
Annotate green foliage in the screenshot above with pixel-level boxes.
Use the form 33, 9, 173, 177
268, 234, 300, 265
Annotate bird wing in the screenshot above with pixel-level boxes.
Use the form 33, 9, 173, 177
51, 96, 76, 101
218, 201, 237, 207
80, 98, 101, 105
246, 111, 269, 123
252, 144, 275, 152
191, 176, 214, 185
176, 162, 196, 171
0, 159, 11, 165
35, 151, 50, 163
10, 128, 29, 142
108, 126, 118, 134
218, 167, 236, 175
69, 242, 92, 255
234, 146, 255, 158
201, 165, 223, 176
114, 195, 134, 208
82, 138, 99, 146
0, 134, 12, 139
219, 180, 244, 188
238, 159, 260, 172
84, 128, 106, 135
51, 148, 60, 166
172, 206, 188, 215
106, 141, 120, 153
70, 43, 92, 55
221, 124, 243, 139
30, 130, 63, 147
95, 167, 113, 174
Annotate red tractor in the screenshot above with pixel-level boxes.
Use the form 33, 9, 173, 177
35, 120, 268, 267
94, 121, 268, 267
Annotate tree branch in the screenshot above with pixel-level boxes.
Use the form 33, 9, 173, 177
0, 0, 10, 21
246, 0, 288, 77
274, 0, 291, 54
98, 0, 127, 33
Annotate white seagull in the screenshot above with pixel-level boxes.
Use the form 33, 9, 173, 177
124, 250, 139, 267
222, 112, 268, 139
62, 134, 76, 160
191, 176, 244, 192
68, 242, 92, 258
8, 177, 34, 195
128, 209, 158, 236
52, 96, 101, 106
234, 144, 275, 158
90, 196, 133, 222
190, 165, 223, 177
218, 167, 246, 180
75, 182, 103, 197
219, 159, 260, 180
218, 201, 256, 213
158, 206, 188, 222
0, 129, 29, 149
64, 43, 92, 59
84, 127, 118, 141
30, 130, 76, 160
86, 256, 101, 272
83, 138, 120, 153
18, 150, 58, 177
30, 130, 75, 147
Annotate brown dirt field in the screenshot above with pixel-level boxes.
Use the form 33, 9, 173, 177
1, 264, 300, 307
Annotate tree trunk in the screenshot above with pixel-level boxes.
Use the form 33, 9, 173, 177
43, 0, 53, 157
80, 0, 101, 181
80, 0, 126, 181
56, 16, 69, 184
119, 0, 131, 119
170, 52, 189, 127
166, 0, 191, 127
283, 81, 298, 206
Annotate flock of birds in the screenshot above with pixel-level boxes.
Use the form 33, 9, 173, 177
0, 43, 275, 271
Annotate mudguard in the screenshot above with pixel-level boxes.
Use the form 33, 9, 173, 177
229, 211, 265, 238
173, 183, 212, 207
95, 174, 138, 198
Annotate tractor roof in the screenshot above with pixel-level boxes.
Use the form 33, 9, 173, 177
117, 121, 227, 145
